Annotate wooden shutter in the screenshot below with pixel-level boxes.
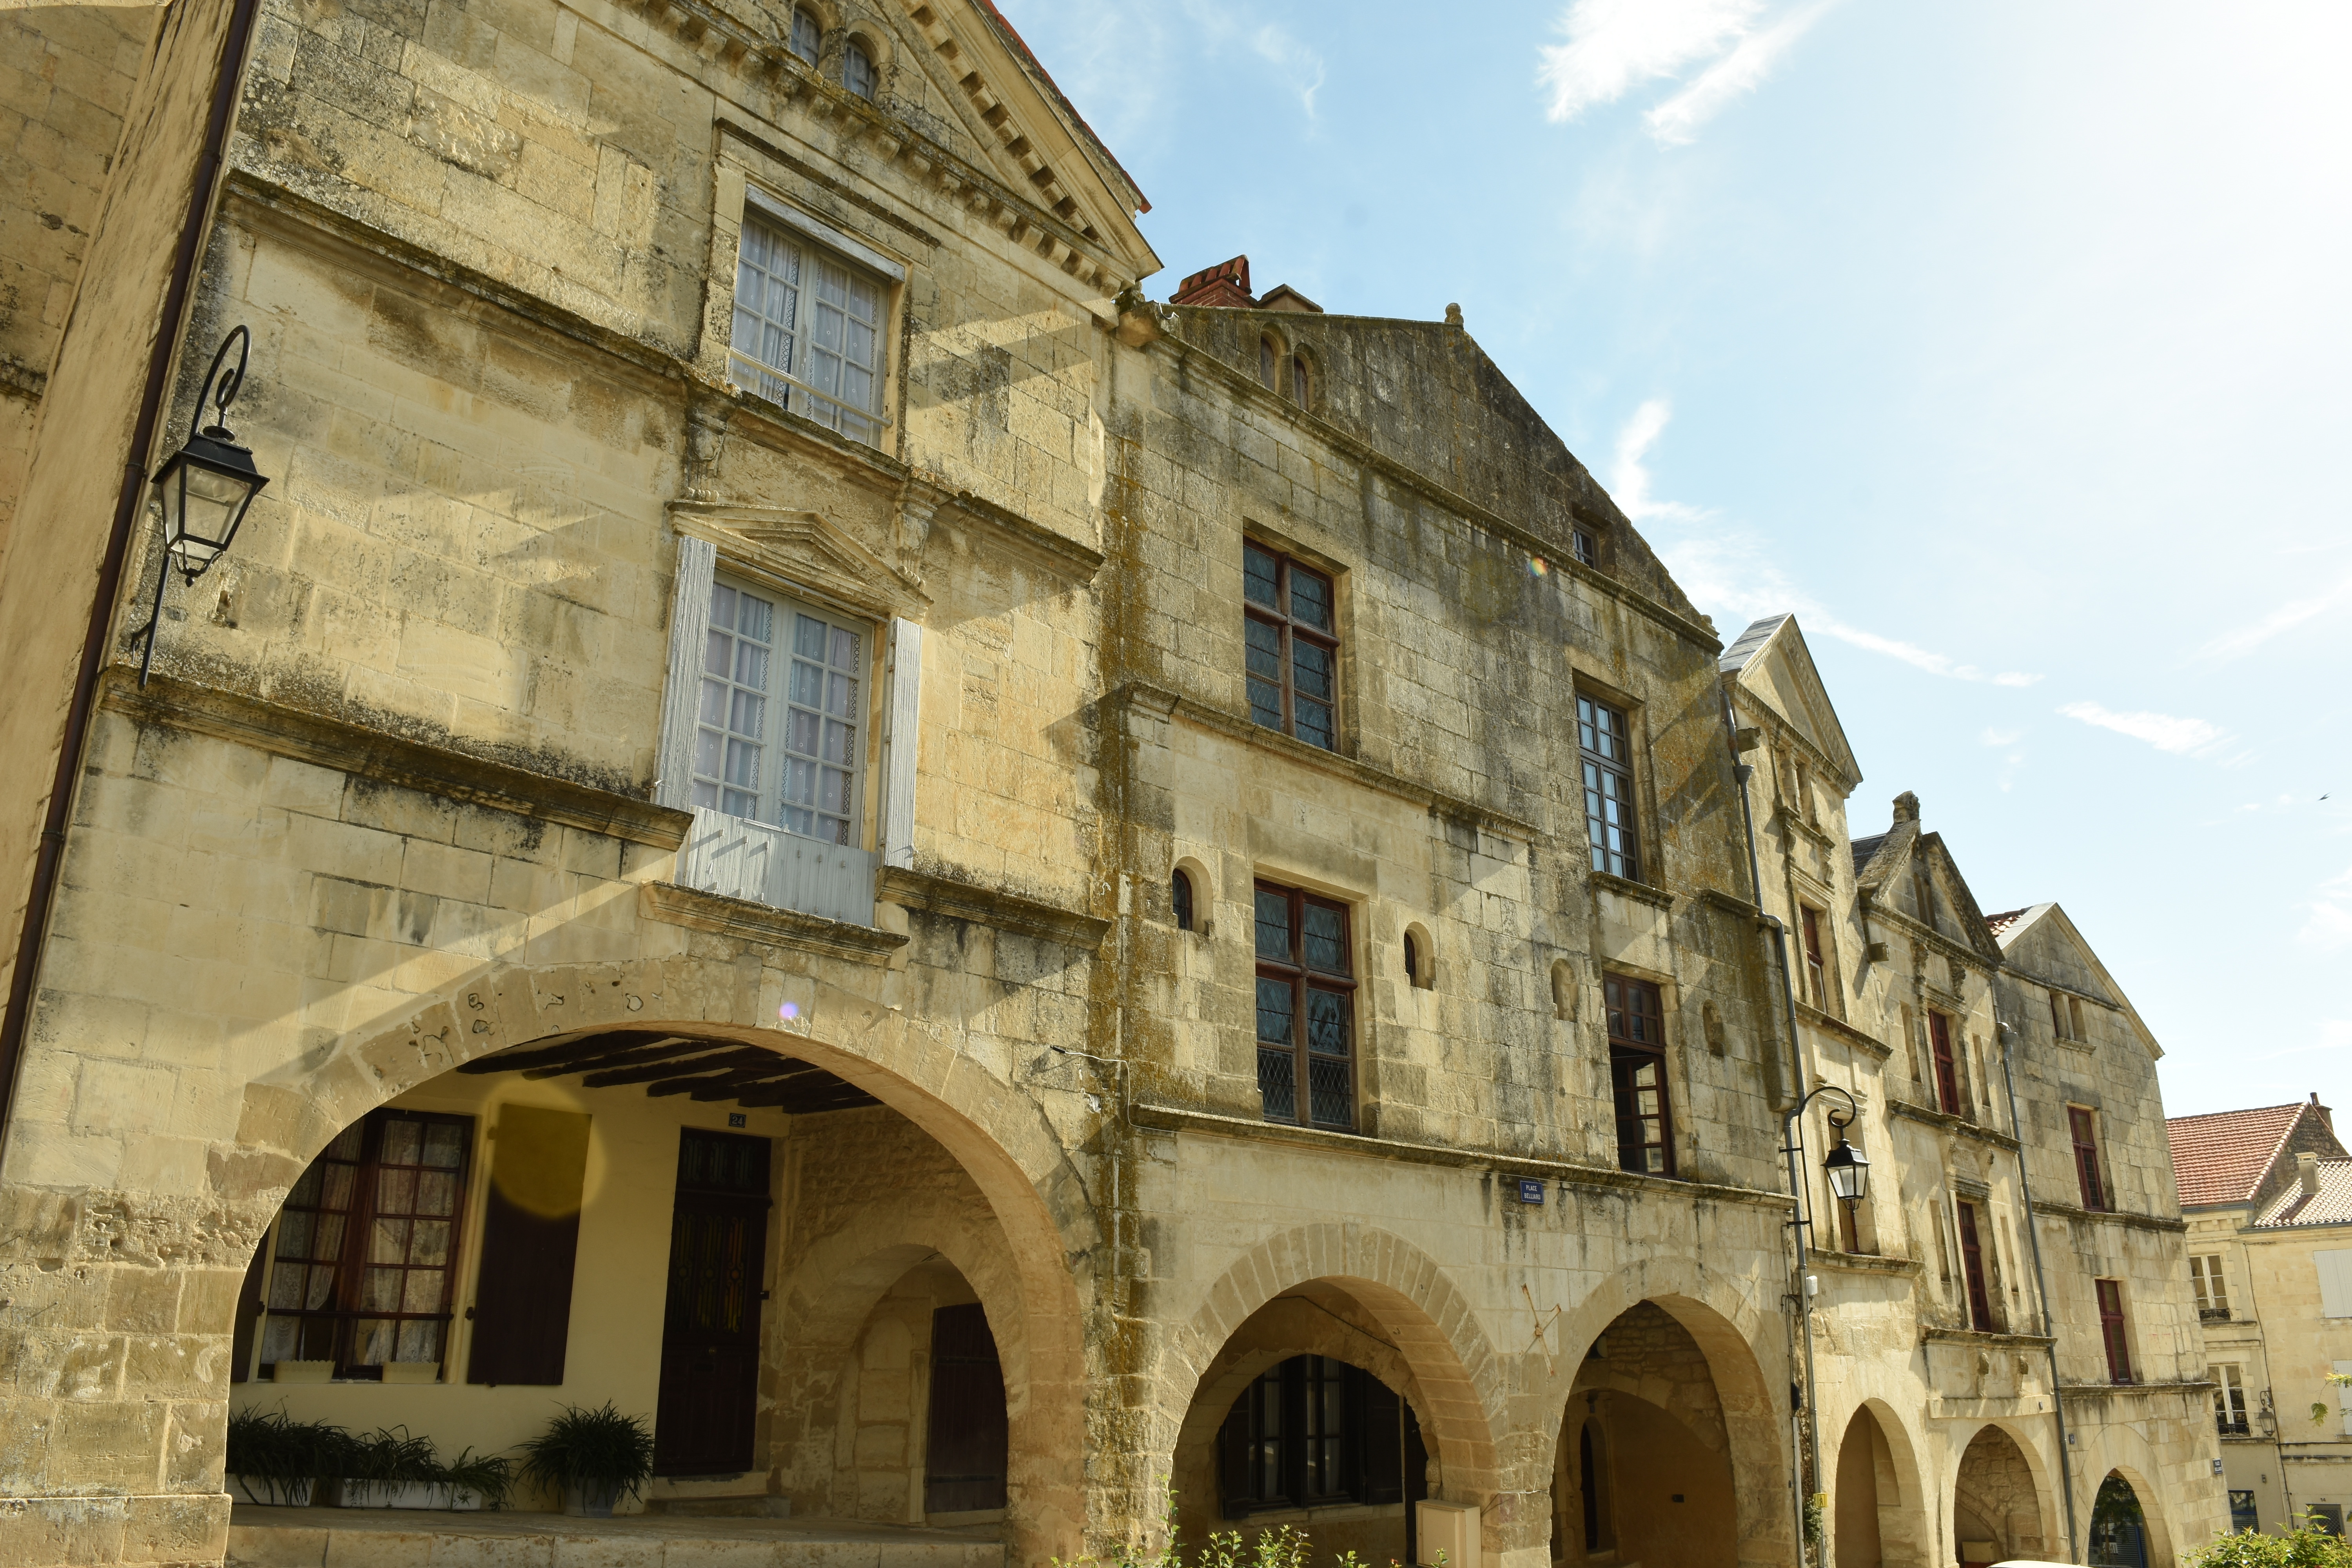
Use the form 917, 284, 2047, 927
2316, 1249, 2352, 1318
466, 1105, 592, 1386
1956, 1202, 1993, 1330
923, 1303, 1008, 1513
2096, 1279, 2132, 1382
1218, 1391, 1251, 1518
657, 533, 718, 810
2069, 1108, 2105, 1210
1355, 1368, 1403, 1505
880, 617, 922, 869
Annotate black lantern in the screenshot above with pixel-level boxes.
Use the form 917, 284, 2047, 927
138, 325, 268, 685
1822, 1132, 1870, 1206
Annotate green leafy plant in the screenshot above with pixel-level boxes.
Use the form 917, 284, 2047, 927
518, 1402, 656, 1510
435, 1448, 513, 1509
1805, 1490, 1828, 1562
2188, 1517, 2352, 1567
1050, 1482, 1441, 1568
225, 1408, 348, 1504
336, 1427, 439, 1485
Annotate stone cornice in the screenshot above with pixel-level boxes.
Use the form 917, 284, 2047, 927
1811, 1248, 1922, 1278
639, 880, 907, 964
1145, 332, 1723, 658
940, 486, 1105, 576
1797, 1002, 1890, 1059
1920, 1325, 2055, 1349
1128, 1101, 1796, 1212
877, 864, 1109, 949
1887, 1097, 2022, 1152
2030, 1198, 2188, 1235
1699, 888, 1762, 923
1116, 681, 1546, 844
98, 671, 689, 849
2058, 1379, 2215, 1398
1863, 897, 2004, 975
1590, 870, 1673, 911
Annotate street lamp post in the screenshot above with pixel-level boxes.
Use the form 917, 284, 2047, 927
1782, 1081, 1870, 1564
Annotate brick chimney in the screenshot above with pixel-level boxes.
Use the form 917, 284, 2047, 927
2300, 1150, 2322, 1198
1170, 255, 1255, 308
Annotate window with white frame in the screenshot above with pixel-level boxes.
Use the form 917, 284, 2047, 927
2214, 1363, 2250, 1434
730, 213, 887, 446
2190, 1253, 2230, 1318
695, 575, 867, 845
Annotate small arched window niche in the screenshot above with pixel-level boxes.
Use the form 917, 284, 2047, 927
1258, 332, 1313, 410
1550, 958, 1578, 1021
1402, 922, 1434, 990
789, 5, 822, 65
843, 36, 877, 99
1171, 858, 1211, 935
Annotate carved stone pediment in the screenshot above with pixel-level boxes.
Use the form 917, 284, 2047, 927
669, 500, 929, 622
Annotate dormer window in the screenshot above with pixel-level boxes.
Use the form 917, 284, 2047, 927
844, 38, 876, 99
789, 6, 820, 65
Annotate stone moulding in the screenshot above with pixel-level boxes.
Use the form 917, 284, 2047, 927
1809, 1247, 1922, 1276
1795, 1000, 1891, 1059
1590, 869, 1673, 911
2028, 1198, 2188, 1234
1887, 1096, 2023, 1153
876, 864, 1110, 949
1117, 681, 1544, 846
1919, 1325, 2056, 1349
1698, 887, 1762, 922
638, 880, 910, 964
943, 486, 1106, 577
1129, 1100, 1795, 1213
99, 671, 691, 849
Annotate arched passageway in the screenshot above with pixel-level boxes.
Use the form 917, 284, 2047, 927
219, 1009, 1087, 1560
1550, 1302, 1739, 1568
1952, 1424, 2051, 1568
1831, 1403, 1926, 1568
2089, 1472, 2153, 1568
1169, 1289, 1434, 1564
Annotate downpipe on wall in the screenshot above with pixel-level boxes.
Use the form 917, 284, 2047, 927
1998, 1019, 2081, 1563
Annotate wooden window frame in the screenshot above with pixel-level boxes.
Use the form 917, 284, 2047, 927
2096, 1278, 2134, 1383
1219, 1356, 1413, 1518
258, 1109, 475, 1380
1800, 906, 1829, 1010
2069, 1106, 2108, 1211
1243, 543, 1340, 752
1254, 880, 1356, 1131
1928, 1010, 1962, 1114
2191, 1254, 2230, 1317
1578, 694, 1642, 882
2214, 1363, 2250, 1435
1604, 973, 1673, 1177
1172, 867, 1196, 932
1955, 1200, 1994, 1330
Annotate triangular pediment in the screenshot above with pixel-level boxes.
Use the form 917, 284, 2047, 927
670, 500, 929, 621
1722, 614, 1860, 788
1991, 903, 2163, 1059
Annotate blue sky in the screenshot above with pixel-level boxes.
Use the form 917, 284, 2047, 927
999, 0, 2352, 1120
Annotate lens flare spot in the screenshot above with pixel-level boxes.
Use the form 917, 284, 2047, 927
779, 1001, 800, 1021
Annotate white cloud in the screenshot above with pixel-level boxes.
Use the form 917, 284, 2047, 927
1249, 23, 1325, 118
1539, 0, 1827, 143
1645, 0, 1836, 145
2197, 576, 2352, 664
2299, 865, 2352, 952
1609, 397, 1706, 522
2057, 700, 2230, 757
1980, 728, 2023, 746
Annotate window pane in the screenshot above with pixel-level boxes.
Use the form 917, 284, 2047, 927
1254, 890, 1292, 960
1307, 1054, 1351, 1128
1258, 1048, 1297, 1122
1255, 977, 1294, 1047
1301, 904, 1347, 974
1288, 568, 1332, 631
1306, 988, 1349, 1055
421, 1124, 463, 1168
1244, 546, 1280, 607
1294, 697, 1334, 751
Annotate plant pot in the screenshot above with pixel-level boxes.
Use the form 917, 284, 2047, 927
228, 1475, 315, 1507
270, 1360, 335, 1385
564, 1482, 621, 1518
332, 1480, 484, 1510
379, 1363, 441, 1385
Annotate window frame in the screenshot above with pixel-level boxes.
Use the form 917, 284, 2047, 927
2214, 1363, 2250, 1436
2096, 1278, 2134, 1383
2068, 1106, 2108, 1212
1799, 905, 1829, 1010
1927, 1010, 1962, 1114
1219, 1356, 1408, 1518
258, 1109, 476, 1380
728, 209, 893, 446
1253, 880, 1357, 1131
1955, 1199, 1995, 1331
1243, 542, 1341, 752
1569, 526, 1597, 567
1604, 973, 1673, 1178
2191, 1254, 2230, 1318
693, 570, 873, 847
1172, 867, 1196, 933
842, 36, 877, 99
1578, 693, 1642, 882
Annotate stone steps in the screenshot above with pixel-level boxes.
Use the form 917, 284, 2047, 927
226, 1503, 1006, 1568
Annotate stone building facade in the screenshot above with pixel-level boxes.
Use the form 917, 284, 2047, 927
2170, 1097, 2352, 1538
0, 2, 2218, 1567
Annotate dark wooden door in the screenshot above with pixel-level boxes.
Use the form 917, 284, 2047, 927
925, 1303, 1009, 1513
653, 1130, 771, 1476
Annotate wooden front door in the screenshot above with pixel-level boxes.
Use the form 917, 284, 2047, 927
653, 1129, 771, 1476
924, 1303, 1009, 1513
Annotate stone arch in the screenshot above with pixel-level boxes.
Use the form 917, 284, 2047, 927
1949, 1420, 2058, 1566
213, 954, 1100, 1560
1536, 1254, 1793, 1566
2089, 1463, 2173, 1568
1149, 1224, 1508, 1548
1829, 1398, 1930, 1568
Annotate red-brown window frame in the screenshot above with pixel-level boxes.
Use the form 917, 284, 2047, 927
1244, 543, 1339, 752
1800, 906, 1829, 1009
1955, 1200, 1994, 1330
2096, 1278, 2133, 1383
2069, 1106, 2108, 1211
258, 1108, 475, 1379
1928, 1011, 1961, 1114
1254, 880, 1356, 1131
1604, 974, 1673, 1177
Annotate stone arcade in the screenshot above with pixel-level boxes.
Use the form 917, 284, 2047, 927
0, 0, 2221, 1564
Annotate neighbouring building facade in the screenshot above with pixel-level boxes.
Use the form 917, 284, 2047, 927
0, 3, 2223, 1568
2171, 1098, 2352, 1539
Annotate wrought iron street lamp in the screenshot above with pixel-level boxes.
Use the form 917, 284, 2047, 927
1821, 1124, 1870, 1207
138, 325, 268, 684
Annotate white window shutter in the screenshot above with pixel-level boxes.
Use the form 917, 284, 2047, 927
2317, 1249, 2352, 1318
880, 617, 922, 868
657, 534, 717, 811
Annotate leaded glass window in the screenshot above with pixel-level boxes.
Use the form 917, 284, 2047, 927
1254, 880, 1355, 1129
1243, 543, 1338, 751
730, 213, 887, 446
1578, 694, 1639, 880
694, 575, 865, 846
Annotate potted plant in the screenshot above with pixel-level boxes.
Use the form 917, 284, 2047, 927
225, 1408, 344, 1506
430, 1448, 512, 1512
519, 1403, 655, 1517
330, 1427, 438, 1508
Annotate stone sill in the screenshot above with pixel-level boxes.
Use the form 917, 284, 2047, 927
2058, 1379, 2215, 1397
877, 864, 1110, 949
2030, 1199, 2187, 1235
1590, 870, 1674, 911
1921, 1326, 2055, 1350
1810, 1248, 1922, 1277
1128, 1101, 1793, 1211
640, 881, 907, 965
1889, 1098, 2021, 1152
1795, 1002, 1889, 1058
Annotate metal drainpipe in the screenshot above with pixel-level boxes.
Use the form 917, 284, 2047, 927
0, 0, 263, 1157
1720, 680, 1820, 1564
1998, 1020, 2081, 1562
